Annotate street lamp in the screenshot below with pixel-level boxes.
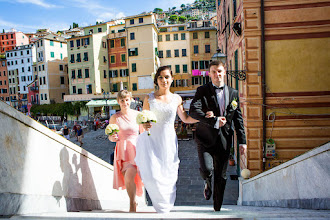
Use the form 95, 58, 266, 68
211, 48, 227, 64
103, 92, 110, 119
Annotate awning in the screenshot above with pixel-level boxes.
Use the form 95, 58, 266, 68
86, 99, 118, 107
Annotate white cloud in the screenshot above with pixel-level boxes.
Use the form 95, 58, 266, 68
15, 0, 58, 8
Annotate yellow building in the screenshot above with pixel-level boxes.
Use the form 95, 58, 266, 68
216, 0, 330, 177
158, 24, 191, 94
125, 12, 159, 99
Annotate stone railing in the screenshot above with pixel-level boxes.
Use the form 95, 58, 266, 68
0, 101, 146, 216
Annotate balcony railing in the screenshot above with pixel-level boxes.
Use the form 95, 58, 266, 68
227, 70, 246, 81
108, 32, 126, 39
30, 86, 39, 91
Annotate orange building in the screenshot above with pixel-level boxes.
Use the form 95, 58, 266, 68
0, 58, 9, 103
0, 30, 29, 54
216, 0, 330, 177
107, 24, 128, 92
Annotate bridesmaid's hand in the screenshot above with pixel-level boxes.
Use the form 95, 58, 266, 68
108, 133, 119, 142
205, 111, 215, 118
142, 122, 152, 131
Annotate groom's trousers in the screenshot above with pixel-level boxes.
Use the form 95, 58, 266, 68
197, 140, 230, 211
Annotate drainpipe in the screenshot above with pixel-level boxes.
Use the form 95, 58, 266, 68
261, 0, 267, 171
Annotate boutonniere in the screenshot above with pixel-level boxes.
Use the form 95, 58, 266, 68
231, 98, 238, 110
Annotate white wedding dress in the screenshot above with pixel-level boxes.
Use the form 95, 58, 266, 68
135, 92, 180, 213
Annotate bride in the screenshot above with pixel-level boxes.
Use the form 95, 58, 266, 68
135, 66, 199, 213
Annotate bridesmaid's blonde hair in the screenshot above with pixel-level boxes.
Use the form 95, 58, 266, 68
117, 90, 132, 101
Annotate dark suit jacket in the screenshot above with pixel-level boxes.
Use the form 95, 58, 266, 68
189, 82, 246, 149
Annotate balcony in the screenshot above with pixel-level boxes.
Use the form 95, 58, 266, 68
30, 86, 39, 92
108, 32, 126, 39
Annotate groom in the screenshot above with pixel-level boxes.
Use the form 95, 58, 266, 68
189, 60, 246, 211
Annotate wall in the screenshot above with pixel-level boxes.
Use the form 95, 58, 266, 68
0, 101, 146, 216
238, 142, 330, 210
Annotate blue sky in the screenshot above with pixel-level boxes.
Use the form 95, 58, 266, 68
0, 0, 195, 33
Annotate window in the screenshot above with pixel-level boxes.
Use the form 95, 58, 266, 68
183, 64, 188, 73
40, 40, 43, 46
158, 35, 162, 42
205, 32, 210, 38
104, 70, 107, 78
21, 59, 24, 64
113, 84, 118, 92
130, 19, 134, 25
132, 83, 137, 91
193, 32, 198, 39
200, 60, 205, 69
71, 70, 76, 79
60, 53, 63, 60
174, 49, 179, 57
132, 63, 136, 72
205, 44, 211, 54
139, 18, 143, 23
103, 56, 107, 63
43, 77, 46, 85
60, 42, 62, 48
61, 93, 65, 99
102, 41, 106, 48
194, 45, 199, 54
50, 52, 55, 58
84, 38, 90, 45
39, 66, 41, 71
78, 88, 82, 94
22, 67, 24, 72
70, 40, 74, 47
121, 54, 126, 62
85, 69, 89, 78
27, 50, 30, 55
233, 0, 237, 18
27, 58, 30, 63
72, 86, 76, 93
175, 65, 180, 73
159, 50, 163, 58
110, 55, 115, 63
166, 34, 170, 41
78, 69, 82, 78
130, 32, 135, 40
128, 48, 138, 56
98, 27, 102, 33
77, 53, 81, 62
174, 34, 178, 41
45, 94, 47, 100
179, 26, 184, 31
50, 40, 54, 46
181, 33, 186, 40
86, 84, 92, 94
41, 94, 43, 100
21, 51, 23, 56
70, 54, 75, 63
110, 40, 114, 48
89, 29, 93, 34
166, 50, 171, 58
83, 52, 88, 61
182, 49, 187, 57
76, 39, 81, 47
59, 65, 63, 71
120, 38, 125, 47
60, 76, 65, 84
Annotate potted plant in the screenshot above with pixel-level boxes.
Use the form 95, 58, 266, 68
229, 147, 235, 166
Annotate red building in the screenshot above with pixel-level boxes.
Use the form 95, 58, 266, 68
0, 58, 9, 103
0, 30, 29, 54
27, 80, 39, 116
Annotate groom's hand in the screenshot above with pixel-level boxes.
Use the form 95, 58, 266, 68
219, 117, 227, 127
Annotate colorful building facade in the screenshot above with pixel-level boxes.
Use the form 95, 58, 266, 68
0, 30, 29, 54
0, 58, 9, 103
216, 0, 330, 177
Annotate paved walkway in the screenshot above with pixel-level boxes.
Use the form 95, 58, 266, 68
6, 205, 330, 219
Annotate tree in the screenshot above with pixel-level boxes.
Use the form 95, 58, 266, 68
69, 25, 72, 30
153, 8, 163, 13
181, 4, 185, 9
169, 15, 179, 23
178, 16, 187, 23
2, 29, 4, 33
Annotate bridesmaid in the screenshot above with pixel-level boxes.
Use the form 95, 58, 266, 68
108, 90, 143, 212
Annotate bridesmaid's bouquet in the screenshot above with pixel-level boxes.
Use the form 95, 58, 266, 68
105, 124, 119, 136
136, 110, 157, 136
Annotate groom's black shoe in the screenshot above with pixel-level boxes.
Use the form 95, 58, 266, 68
203, 178, 212, 200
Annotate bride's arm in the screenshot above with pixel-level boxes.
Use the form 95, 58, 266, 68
141, 95, 152, 131
177, 95, 199, 124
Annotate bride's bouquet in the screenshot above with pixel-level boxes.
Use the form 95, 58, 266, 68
136, 110, 157, 136
105, 124, 120, 136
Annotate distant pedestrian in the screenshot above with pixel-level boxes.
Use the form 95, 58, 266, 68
73, 121, 78, 141
77, 125, 84, 147
62, 125, 70, 140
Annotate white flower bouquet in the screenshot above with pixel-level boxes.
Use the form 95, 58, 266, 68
231, 98, 238, 110
105, 124, 120, 136
136, 110, 157, 136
